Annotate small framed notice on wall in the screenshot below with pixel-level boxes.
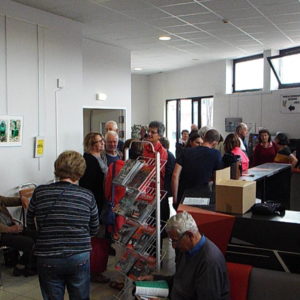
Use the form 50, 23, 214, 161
34, 136, 45, 157
0, 115, 23, 146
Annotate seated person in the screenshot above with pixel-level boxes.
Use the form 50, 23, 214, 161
253, 129, 277, 166
0, 194, 36, 276
138, 211, 229, 300
224, 133, 249, 172
274, 133, 298, 168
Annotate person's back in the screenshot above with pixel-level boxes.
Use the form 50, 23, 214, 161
179, 146, 222, 190
28, 182, 98, 256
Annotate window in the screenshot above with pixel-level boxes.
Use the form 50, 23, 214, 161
268, 46, 300, 89
166, 97, 213, 154
233, 54, 263, 92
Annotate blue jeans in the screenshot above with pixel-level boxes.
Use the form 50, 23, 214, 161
37, 252, 90, 300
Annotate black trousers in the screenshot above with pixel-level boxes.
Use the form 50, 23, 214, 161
1, 230, 37, 268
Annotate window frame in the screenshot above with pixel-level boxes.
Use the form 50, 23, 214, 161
267, 46, 300, 89
165, 96, 213, 143
232, 53, 264, 93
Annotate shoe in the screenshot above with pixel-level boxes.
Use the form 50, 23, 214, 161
108, 246, 116, 256
24, 268, 37, 277
91, 274, 110, 284
12, 267, 24, 277
109, 281, 124, 291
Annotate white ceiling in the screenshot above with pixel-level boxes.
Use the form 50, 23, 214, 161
12, 0, 300, 74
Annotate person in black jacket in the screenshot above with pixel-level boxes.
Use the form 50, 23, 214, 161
79, 132, 107, 213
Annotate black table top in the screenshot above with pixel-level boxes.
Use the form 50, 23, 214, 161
240, 163, 291, 181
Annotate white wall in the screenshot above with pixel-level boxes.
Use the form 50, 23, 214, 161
135, 58, 300, 139
0, 1, 131, 196
131, 74, 149, 126
147, 61, 226, 122
82, 38, 131, 138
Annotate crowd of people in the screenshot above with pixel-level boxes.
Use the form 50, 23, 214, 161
0, 119, 298, 300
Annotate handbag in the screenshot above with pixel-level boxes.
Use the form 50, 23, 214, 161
101, 162, 117, 225
251, 201, 285, 216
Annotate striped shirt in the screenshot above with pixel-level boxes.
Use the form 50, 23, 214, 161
27, 181, 99, 257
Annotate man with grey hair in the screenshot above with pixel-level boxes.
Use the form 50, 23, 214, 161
105, 120, 124, 152
235, 122, 248, 153
138, 211, 229, 300
104, 130, 122, 165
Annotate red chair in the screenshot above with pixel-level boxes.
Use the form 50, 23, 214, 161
177, 205, 235, 254
227, 262, 252, 300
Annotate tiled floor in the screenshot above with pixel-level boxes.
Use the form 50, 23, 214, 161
0, 203, 176, 299
0, 239, 175, 300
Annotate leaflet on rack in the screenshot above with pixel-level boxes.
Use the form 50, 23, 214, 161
114, 219, 139, 245
128, 255, 156, 280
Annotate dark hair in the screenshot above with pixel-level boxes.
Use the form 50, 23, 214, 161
123, 139, 143, 159
186, 132, 201, 148
275, 133, 289, 146
181, 129, 189, 135
204, 129, 220, 144
224, 133, 240, 153
159, 137, 170, 149
149, 121, 165, 137
258, 129, 271, 143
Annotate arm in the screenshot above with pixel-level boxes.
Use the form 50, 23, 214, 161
0, 196, 21, 207
289, 153, 298, 168
26, 191, 37, 231
171, 163, 182, 205
89, 196, 99, 237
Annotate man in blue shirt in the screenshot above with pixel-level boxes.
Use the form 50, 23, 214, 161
172, 129, 223, 207
138, 211, 229, 300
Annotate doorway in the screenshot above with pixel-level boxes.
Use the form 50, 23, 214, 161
83, 108, 126, 141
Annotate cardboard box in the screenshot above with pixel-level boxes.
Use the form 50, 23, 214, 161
215, 168, 256, 214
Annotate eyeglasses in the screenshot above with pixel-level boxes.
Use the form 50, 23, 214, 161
92, 139, 104, 145
169, 232, 186, 245
148, 130, 158, 135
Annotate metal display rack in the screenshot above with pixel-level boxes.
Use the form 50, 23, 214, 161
112, 140, 167, 299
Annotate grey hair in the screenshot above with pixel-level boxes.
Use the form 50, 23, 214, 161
165, 211, 198, 235
235, 122, 248, 133
149, 121, 165, 137
105, 130, 119, 141
105, 120, 118, 131
198, 126, 211, 138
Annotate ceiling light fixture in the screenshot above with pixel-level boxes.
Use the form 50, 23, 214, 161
134, 67, 143, 71
159, 36, 171, 41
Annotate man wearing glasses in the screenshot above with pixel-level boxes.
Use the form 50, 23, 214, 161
138, 211, 229, 300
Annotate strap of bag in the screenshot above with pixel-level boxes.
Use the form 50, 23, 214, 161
111, 162, 117, 206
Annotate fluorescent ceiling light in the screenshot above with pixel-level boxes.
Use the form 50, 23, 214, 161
159, 36, 171, 41
134, 67, 143, 71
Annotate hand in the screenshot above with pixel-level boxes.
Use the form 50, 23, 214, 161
7, 224, 23, 233
137, 275, 154, 281
20, 196, 30, 209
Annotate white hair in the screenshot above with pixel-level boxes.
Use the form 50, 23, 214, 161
105, 120, 118, 131
105, 130, 118, 141
165, 211, 198, 235
198, 126, 211, 138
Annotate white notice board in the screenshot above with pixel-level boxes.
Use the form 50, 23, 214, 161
281, 95, 300, 113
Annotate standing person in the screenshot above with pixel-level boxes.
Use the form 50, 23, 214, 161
27, 151, 99, 300
235, 123, 248, 153
253, 129, 278, 166
79, 132, 109, 284
190, 124, 198, 134
105, 131, 123, 166
79, 132, 107, 212
138, 211, 229, 300
172, 129, 223, 207
274, 133, 298, 167
185, 132, 202, 148
224, 133, 249, 172
143, 121, 168, 188
105, 120, 124, 152
175, 129, 189, 158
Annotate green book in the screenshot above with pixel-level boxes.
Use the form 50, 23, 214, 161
135, 280, 169, 298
